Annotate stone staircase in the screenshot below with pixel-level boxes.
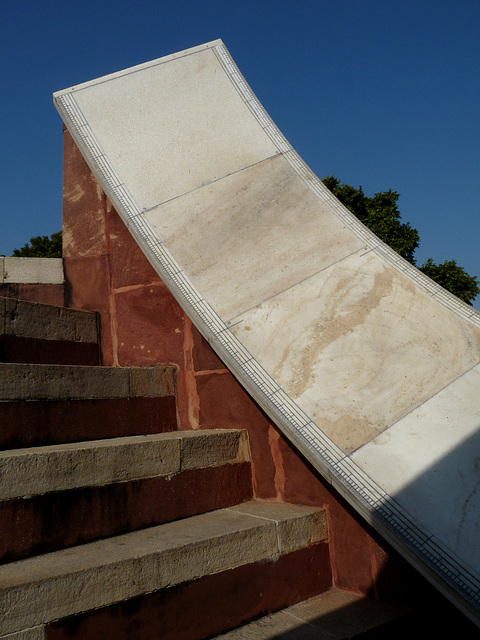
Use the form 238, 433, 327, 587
5, 294, 478, 639
0, 297, 333, 638
5, 295, 471, 637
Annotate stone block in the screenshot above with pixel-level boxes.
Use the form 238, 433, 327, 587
0, 364, 175, 401
2, 259, 63, 285
0, 502, 325, 635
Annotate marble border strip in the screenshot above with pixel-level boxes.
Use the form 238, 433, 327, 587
54, 41, 480, 619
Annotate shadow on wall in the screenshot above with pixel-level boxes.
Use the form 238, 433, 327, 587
379, 427, 480, 577
251, 518, 479, 638
367, 425, 480, 635
251, 592, 477, 639
261, 422, 480, 636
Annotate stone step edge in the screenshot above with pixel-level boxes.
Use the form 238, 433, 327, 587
0, 297, 98, 344
0, 363, 175, 401
213, 587, 413, 639
0, 429, 249, 501
0, 629, 44, 640
0, 501, 328, 636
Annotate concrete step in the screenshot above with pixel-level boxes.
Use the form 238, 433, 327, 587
0, 364, 176, 449
0, 501, 329, 637
0, 297, 99, 365
0, 429, 248, 501
0, 363, 174, 401
213, 588, 413, 639
0, 430, 253, 562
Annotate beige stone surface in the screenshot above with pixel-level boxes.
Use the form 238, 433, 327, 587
0, 502, 324, 635
180, 428, 249, 471
1, 258, 63, 284
144, 154, 364, 321
0, 363, 175, 400
351, 364, 480, 574
229, 501, 328, 553
0, 628, 45, 640
0, 430, 248, 500
0, 297, 97, 342
0, 434, 179, 500
69, 47, 278, 211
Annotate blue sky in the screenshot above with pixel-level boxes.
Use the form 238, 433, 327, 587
1, 1, 479, 306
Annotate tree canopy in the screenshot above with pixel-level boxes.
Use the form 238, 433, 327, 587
322, 176, 479, 305
12, 231, 62, 259
420, 258, 479, 306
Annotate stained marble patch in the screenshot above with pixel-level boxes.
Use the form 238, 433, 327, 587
229, 252, 480, 453
145, 155, 365, 320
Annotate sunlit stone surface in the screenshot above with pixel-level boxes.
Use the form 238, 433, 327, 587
55, 40, 480, 619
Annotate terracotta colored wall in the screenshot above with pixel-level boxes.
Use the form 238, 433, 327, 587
62, 126, 419, 602
0, 283, 65, 306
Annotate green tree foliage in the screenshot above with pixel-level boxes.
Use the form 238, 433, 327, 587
419, 258, 479, 306
12, 231, 62, 258
322, 176, 479, 305
322, 176, 420, 263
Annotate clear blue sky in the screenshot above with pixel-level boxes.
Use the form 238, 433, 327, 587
1, 0, 479, 306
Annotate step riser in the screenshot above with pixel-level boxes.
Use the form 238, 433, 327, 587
0, 336, 100, 365
0, 397, 177, 449
0, 462, 252, 563
45, 544, 331, 640
0, 503, 327, 635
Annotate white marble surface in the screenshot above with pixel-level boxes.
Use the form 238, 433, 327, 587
351, 364, 480, 574
54, 40, 480, 616
230, 250, 480, 453
71, 47, 278, 210
144, 154, 365, 321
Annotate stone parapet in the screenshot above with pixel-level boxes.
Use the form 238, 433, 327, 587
0, 257, 63, 284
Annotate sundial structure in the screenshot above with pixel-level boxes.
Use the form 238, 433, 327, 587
55, 40, 480, 624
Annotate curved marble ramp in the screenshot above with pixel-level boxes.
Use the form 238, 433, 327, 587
54, 40, 480, 624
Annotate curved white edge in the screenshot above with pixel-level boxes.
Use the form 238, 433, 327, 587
53, 39, 224, 96
54, 40, 480, 625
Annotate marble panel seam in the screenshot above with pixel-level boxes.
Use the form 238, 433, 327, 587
225, 245, 368, 325
139, 152, 283, 215
348, 360, 480, 455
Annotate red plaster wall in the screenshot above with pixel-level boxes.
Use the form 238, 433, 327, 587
0, 283, 65, 306
62, 126, 421, 602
